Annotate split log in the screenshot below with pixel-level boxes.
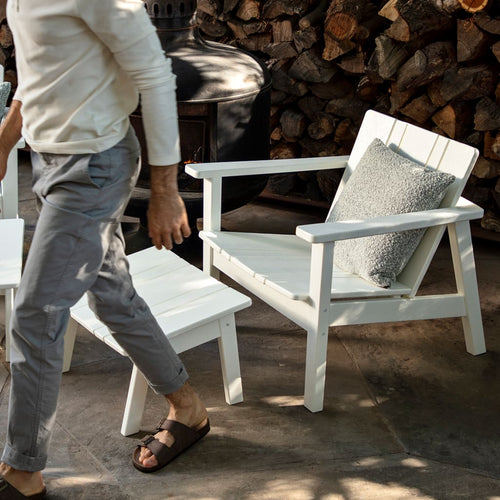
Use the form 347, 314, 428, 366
288, 49, 338, 83
197, 0, 219, 17
472, 156, 500, 179
246, 21, 269, 36
238, 33, 272, 52
223, 0, 239, 13
473, 12, 500, 34
484, 132, 500, 161
356, 76, 380, 102
272, 20, 293, 43
428, 65, 496, 104
280, 109, 307, 139
270, 61, 309, 97
198, 16, 229, 38
333, 118, 358, 153
326, 96, 371, 123
457, 18, 490, 62
263, 42, 298, 59
298, 96, 326, 120
431, 101, 473, 138
262, 0, 312, 20
307, 112, 335, 140
428, 0, 465, 14
270, 126, 282, 141
270, 142, 298, 160
381, 0, 478, 16
381, 0, 454, 43
236, 0, 260, 21
366, 34, 409, 80
400, 94, 437, 124
322, 39, 357, 61
389, 82, 417, 113
293, 27, 320, 53
299, 0, 329, 29
474, 97, 500, 131
337, 51, 366, 74
396, 41, 456, 91
491, 40, 500, 63
378, 0, 399, 21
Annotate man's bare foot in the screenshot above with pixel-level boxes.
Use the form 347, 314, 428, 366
137, 382, 208, 469
0, 463, 45, 496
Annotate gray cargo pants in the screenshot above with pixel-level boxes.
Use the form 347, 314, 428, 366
1, 127, 188, 471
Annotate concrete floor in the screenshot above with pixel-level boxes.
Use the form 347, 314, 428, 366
0, 152, 499, 499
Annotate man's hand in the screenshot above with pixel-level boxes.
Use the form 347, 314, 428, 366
147, 164, 191, 250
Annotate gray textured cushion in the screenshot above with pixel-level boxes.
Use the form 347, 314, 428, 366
0, 81, 11, 119
328, 138, 455, 287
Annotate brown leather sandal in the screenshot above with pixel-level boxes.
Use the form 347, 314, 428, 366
132, 418, 210, 473
0, 479, 47, 499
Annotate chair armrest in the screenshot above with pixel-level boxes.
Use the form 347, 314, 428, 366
296, 198, 484, 244
185, 155, 349, 179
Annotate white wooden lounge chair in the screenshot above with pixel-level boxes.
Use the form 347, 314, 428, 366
186, 109, 486, 413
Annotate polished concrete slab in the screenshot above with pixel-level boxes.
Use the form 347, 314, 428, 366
0, 153, 499, 499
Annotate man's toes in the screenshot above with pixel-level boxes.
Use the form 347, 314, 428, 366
142, 455, 158, 468
139, 448, 154, 464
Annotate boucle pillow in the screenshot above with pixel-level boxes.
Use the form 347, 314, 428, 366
328, 138, 455, 288
0, 81, 11, 119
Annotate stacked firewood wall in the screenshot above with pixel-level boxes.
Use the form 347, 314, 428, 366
197, 0, 500, 233
1, 0, 499, 232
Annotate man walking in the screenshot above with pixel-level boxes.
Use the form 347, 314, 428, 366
0, 0, 209, 497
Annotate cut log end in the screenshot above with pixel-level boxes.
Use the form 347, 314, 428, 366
458, 0, 490, 13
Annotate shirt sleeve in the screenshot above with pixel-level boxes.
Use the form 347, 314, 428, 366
76, 0, 181, 166
13, 87, 23, 103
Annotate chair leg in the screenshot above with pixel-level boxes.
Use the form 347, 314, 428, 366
303, 327, 329, 413
62, 318, 78, 373
448, 221, 486, 355
121, 365, 149, 436
4, 288, 14, 363
203, 241, 220, 280
217, 314, 243, 405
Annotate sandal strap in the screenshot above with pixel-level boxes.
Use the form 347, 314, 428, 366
140, 419, 206, 463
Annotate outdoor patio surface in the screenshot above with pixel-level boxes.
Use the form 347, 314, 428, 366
0, 152, 499, 499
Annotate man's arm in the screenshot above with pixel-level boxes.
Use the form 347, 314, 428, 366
0, 99, 23, 181
78, 1, 188, 249
147, 164, 191, 250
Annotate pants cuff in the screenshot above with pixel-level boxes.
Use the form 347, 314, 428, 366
1, 444, 46, 472
148, 367, 189, 396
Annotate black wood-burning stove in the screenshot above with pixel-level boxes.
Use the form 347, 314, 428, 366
126, 0, 272, 225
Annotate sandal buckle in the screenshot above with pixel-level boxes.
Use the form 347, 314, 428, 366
140, 435, 155, 446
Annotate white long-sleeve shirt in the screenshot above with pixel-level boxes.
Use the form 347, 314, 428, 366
7, 0, 180, 166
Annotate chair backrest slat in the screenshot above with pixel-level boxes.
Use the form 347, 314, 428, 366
327, 110, 479, 296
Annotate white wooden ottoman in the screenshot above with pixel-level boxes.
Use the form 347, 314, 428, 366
62, 246, 251, 436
